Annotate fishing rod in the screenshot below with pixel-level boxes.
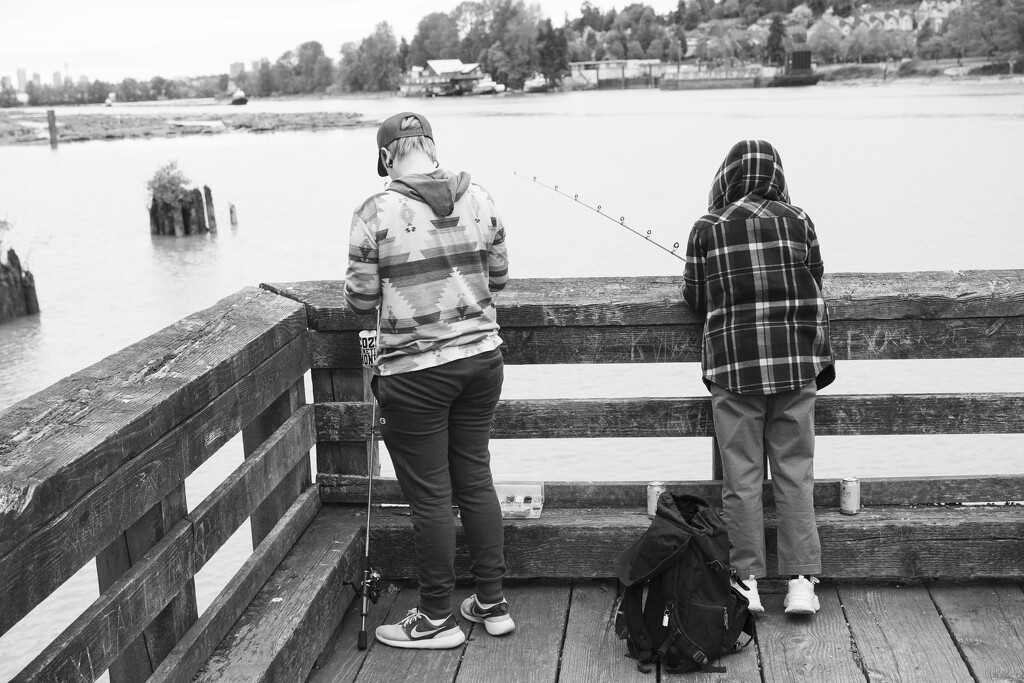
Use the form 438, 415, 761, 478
514, 171, 686, 262
351, 319, 383, 650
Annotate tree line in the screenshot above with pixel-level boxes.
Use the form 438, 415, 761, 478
2, 0, 1020, 106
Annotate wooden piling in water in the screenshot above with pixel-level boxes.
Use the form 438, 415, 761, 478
150, 189, 213, 237
0, 248, 39, 323
46, 110, 57, 149
204, 186, 217, 232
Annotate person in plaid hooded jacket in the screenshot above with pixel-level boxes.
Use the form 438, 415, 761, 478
682, 140, 835, 615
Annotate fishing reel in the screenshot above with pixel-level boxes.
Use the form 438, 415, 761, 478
348, 567, 384, 604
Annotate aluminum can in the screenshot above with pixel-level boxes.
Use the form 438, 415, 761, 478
647, 482, 666, 518
358, 329, 377, 368
840, 477, 860, 515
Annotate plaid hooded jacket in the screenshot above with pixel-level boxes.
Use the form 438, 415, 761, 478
682, 140, 835, 395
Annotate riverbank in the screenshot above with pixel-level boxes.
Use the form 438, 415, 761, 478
1, 65, 1021, 146
0, 110, 372, 145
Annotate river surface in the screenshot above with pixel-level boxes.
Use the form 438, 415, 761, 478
1, 83, 1023, 678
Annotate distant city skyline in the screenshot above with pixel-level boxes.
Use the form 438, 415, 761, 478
1, 0, 678, 86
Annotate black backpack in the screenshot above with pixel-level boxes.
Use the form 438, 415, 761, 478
614, 492, 755, 674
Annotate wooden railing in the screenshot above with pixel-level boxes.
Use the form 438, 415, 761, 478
266, 270, 1024, 580
0, 287, 317, 682
1, 270, 1021, 682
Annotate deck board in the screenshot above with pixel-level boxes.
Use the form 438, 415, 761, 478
558, 581, 649, 683
307, 588, 402, 683
353, 588, 466, 683
456, 583, 567, 683
928, 582, 1024, 682
839, 583, 973, 682
309, 580, 1024, 682
757, 582, 864, 682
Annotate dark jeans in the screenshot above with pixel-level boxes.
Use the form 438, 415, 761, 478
372, 348, 506, 619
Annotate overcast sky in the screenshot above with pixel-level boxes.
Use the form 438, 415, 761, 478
1, 0, 678, 84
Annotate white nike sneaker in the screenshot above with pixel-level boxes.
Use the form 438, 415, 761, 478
375, 607, 466, 649
731, 574, 765, 614
784, 575, 821, 615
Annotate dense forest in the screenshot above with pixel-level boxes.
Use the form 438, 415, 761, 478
2, 0, 1021, 106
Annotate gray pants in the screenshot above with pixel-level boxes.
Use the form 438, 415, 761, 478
710, 381, 822, 578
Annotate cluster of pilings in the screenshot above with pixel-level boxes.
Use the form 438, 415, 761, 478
0, 248, 40, 324
150, 186, 218, 236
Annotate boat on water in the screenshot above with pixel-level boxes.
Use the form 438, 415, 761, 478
660, 65, 765, 90
523, 74, 549, 93
660, 46, 821, 90
229, 89, 248, 105
470, 76, 506, 95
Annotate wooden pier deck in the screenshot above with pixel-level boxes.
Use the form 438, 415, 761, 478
309, 579, 1024, 683
2, 271, 1022, 683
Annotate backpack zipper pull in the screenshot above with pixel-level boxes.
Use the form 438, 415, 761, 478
723, 607, 728, 628
663, 603, 672, 627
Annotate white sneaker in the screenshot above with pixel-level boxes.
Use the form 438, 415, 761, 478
375, 608, 466, 649
731, 574, 765, 613
784, 575, 820, 614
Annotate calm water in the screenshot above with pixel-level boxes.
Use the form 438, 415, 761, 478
1, 84, 1023, 678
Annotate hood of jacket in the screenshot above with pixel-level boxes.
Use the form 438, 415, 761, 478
708, 139, 790, 212
388, 169, 472, 217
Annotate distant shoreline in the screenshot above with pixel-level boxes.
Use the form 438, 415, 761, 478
0, 110, 373, 146
1, 71, 1021, 146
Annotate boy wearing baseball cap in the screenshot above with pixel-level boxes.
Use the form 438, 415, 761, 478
345, 112, 512, 648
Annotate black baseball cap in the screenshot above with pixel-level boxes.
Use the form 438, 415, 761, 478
376, 111, 434, 177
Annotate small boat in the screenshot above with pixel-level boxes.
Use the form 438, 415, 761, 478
523, 74, 548, 93
471, 76, 505, 95
230, 89, 248, 105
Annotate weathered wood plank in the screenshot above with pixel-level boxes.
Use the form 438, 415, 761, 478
757, 582, 863, 683
151, 486, 321, 683
786, 508, 1024, 580
306, 585, 402, 683
558, 581, 651, 683
13, 520, 195, 683
312, 369, 345, 475
191, 505, 364, 683
457, 583, 568, 683
928, 582, 1024, 682
319, 475, 1024, 508
0, 333, 309, 637
98, 483, 198, 683
0, 286, 307, 558
344, 587, 466, 683
829, 317, 1024, 360
13, 409, 317, 682
309, 316, 1024, 367
314, 393, 1024, 443
365, 507, 1024, 580
242, 378, 310, 546
265, 271, 1024, 332
189, 406, 315, 568
838, 583, 972, 682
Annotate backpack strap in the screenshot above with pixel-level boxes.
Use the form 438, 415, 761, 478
618, 584, 655, 673
660, 630, 728, 674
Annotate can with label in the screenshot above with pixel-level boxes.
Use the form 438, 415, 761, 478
647, 482, 666, 518
840, 477, 860, 515
358, 329, 378, 368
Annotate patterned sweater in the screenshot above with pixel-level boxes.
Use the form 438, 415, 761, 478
345, 169, 509, 375
682, 140, 835, 395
